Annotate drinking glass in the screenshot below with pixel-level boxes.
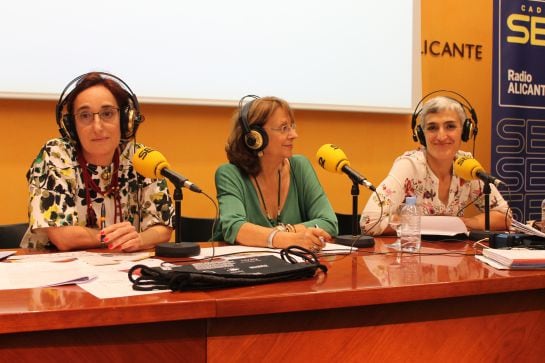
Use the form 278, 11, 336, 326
385, 203, 404, 249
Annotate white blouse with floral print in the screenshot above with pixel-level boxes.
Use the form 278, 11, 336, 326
360, 148, 509, 235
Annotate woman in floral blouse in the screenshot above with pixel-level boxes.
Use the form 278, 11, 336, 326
21, 72, 173, 251
361, 95, 509, 235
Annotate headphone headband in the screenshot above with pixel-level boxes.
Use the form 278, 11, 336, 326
56, 72, 143, 144
411, 90, 478, 146
238, 94, 260, 134
238, 94, 268, 153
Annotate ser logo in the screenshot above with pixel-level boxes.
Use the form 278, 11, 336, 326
137, 147, 154, 160
506, 4, 545, 45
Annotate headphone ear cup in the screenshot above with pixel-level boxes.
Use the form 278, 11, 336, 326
123, 107, 133, 139
411, 111, 420, 143
121, 106, 144, 140
238, 95, 268, 153
56, 100, 77, 143
415, 124, 426, 147
61, 114, 78, 142
461, 118, 473, 142
131, 113, 143, 136
244, 125, 269, 152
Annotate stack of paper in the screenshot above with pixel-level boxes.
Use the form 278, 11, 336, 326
481, 248, 545, 269
511, 219, 545, 238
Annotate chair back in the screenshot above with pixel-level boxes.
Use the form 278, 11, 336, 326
180, 217, 216, 242
0, 222, 28, 248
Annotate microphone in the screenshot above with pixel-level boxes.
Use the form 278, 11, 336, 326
132, 146, 202, 193
316, 144, 376, 191
315, 144, 375, 248
132, 145, 201, 258
453, 156, 504, 187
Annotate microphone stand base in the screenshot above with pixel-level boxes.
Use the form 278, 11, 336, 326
335, 234, 374, 248
155, 242, 201, 257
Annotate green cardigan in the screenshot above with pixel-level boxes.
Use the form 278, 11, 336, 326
213, 155, 338, 243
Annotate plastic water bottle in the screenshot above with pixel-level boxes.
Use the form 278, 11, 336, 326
398, 196, 421, 252
541, 198, 545, 232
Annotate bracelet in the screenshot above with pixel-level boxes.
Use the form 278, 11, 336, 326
277, 223, 296, 233
267, 229, 280, 248
285, 224, 296, 233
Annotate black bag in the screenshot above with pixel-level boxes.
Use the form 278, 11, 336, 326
128, 246, 328, 291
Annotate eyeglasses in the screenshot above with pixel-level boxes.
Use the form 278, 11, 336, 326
74, 107, 120, 125
266, 123, 297, 134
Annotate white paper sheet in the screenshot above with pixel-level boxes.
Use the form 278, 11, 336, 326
420, 216, 469, 236
0, 260, 97, 290
8, 251, 153, 264
0, 251, 16, 260
77, 258, 168, 299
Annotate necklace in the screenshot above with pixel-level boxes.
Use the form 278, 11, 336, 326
253, 170, 281, 226
77, 148, 122, 227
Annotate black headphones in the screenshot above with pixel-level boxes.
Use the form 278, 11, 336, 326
411, 90, 478, 147
55, 72, 144, 144
238, 95, 268, 153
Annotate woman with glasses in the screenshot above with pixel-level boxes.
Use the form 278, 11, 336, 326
213, 96, 337, 252
21, 72, 173, 251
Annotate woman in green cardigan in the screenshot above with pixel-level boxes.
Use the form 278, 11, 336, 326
213, 96, 338, 252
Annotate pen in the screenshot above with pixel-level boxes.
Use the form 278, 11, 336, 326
100, 203, 106, 245
315, 224, 326, 245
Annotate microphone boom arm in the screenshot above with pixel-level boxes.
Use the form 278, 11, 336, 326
342, 165, 376, 191
161, 168, 187, 188
161, 169, 202, 193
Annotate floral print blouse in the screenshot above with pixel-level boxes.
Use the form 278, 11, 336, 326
20, 139, 174, 249
360, 148, 509, 235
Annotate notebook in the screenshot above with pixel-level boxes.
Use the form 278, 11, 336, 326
482, 248, 545, 268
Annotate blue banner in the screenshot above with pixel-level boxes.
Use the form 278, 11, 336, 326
492, 0, 545, 221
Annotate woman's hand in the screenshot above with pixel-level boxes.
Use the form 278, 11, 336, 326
101, 221, 145, 252
274, 227, 332, 252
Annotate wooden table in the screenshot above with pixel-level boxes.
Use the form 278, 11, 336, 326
1, 238, 545, 362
